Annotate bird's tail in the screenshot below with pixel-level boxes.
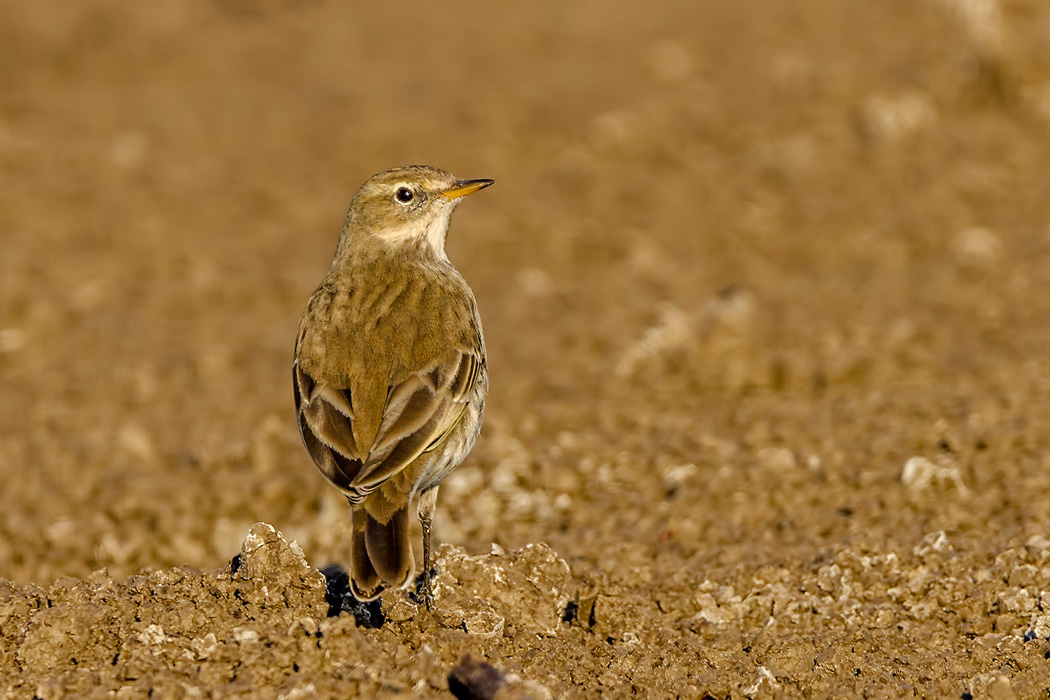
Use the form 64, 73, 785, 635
349, 506, 414, 601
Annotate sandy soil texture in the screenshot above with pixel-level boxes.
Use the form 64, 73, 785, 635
3, 1, 1050, 697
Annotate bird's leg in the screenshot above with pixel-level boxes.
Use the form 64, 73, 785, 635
417, 487, 439, 609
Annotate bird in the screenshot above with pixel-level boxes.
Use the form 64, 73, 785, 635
293, 165, 492, 608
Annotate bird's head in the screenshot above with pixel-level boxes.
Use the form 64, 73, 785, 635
340, 165, 493, 260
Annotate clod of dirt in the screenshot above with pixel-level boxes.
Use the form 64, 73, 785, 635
6, 523, 332, 696
319, 563, 385, 627
448, 655, 554, 700
434, 543, 571, 637
224, 523, 329, 621
449, 655, 506, 699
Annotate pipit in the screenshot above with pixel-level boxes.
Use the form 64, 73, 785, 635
293, 165, 492, 607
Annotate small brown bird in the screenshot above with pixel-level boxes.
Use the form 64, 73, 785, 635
293, 165, 492, 607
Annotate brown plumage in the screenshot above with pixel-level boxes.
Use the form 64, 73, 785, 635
293, 165, 491, 605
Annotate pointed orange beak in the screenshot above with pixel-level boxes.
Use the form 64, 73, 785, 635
441, 178, 495, 200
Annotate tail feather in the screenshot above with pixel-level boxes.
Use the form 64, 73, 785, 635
349, 509, 382, 600
349, 507, 414, 601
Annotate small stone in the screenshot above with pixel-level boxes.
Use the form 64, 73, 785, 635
191, 633, 219, 660
448, 655, 553, 700
969, 674, 1016, 700
382, 595, 418, 623
1007, 564, 1038, 588
464, 609, 504, 638
438, 598, 504, 638
901, 456, 967, 493
914, 531, 954, 557
136, 624, 169, 646
232, 627, 259, 643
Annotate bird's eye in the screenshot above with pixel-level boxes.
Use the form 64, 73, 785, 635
395, 187, 414, 204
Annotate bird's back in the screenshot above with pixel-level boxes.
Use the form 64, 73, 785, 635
294, 251, 484, 481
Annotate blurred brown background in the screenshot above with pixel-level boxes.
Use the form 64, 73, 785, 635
3, 0, 1050, 695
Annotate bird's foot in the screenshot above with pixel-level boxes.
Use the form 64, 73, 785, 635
411, 566, 439, 609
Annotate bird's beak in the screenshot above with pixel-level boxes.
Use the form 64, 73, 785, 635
441, 178, 495, 200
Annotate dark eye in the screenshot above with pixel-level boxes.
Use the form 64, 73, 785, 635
395, 187, 414, 204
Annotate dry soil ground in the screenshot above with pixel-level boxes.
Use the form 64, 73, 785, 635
3, 1, 1050, 698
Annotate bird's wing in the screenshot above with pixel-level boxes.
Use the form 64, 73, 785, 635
294, 360, 366, 493
294, 347, 483, 498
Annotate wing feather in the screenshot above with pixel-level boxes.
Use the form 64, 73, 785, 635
295, 362, 366, 489
295, 348, 483, 497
